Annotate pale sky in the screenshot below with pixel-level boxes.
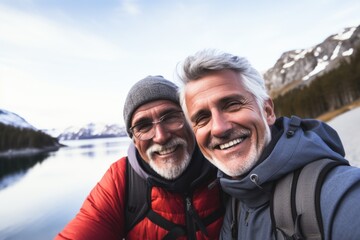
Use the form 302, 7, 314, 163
1, 0, 359, 130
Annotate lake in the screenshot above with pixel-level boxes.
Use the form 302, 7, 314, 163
0, 119, 358, 240
0, 137, 132, 240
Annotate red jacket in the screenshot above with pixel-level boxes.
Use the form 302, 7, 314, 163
56, 144, 224, 239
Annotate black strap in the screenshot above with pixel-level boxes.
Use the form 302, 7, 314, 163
203, 205, 225, 226
125, 158, 149, 233
147, 209, 187, 239
163, 228, 188, 240
125, 158, 224, 238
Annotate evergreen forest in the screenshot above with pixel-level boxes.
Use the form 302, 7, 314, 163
273, 46, 360, 119
0, 123, 60, 152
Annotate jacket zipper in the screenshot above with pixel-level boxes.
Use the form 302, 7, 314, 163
185, 196, 209, 239
185, 196, 197, 240
244, 210, 250, 226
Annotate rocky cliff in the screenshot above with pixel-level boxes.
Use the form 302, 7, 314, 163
264, 25, 360, 98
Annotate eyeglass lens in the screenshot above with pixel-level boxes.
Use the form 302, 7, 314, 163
131, 111, 184, 140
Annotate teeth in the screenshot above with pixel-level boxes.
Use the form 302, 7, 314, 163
158, 146, 176, 155
219, 138, 242, 150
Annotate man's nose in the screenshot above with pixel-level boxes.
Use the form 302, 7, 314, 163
210, 112, 232, 137
152, 123, 171, 144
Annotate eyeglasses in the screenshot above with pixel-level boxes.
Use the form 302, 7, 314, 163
130, 111, 185, 140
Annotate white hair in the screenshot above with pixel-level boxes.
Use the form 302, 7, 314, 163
177, 49, 270, 118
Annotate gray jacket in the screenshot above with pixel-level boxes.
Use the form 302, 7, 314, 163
220, 116, 360, 239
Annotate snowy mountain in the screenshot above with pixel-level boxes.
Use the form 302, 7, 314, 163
0, 108, 127, 141
58, 122, 127, 141
0, 109, 36, 130
264, 25, 360, 97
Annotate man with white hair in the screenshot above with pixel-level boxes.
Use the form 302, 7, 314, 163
177, 49, 360, 240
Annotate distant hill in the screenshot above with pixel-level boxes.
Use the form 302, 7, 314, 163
263, 25, 360, 119
0, 109, 36, 130
57, 122, 127, 141
0, 108, 127, 143
0, 109, 62, 156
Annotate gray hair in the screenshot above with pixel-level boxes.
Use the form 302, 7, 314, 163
177, 49, 270, 117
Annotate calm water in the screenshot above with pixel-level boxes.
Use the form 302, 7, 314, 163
1, 134, 358, 240
0, 137, 131, 240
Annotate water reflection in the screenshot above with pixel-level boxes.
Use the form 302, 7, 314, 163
79, 144, 96, 149
0, 153, 51, 190
0, 137, 131, 240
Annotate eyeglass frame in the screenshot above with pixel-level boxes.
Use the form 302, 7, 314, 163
129, 110, 186, 140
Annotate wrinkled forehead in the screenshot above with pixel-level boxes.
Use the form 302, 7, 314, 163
184, 70, 248, 107
131, 100, 181, 123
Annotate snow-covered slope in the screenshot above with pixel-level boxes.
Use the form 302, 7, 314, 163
327, 107, 360, 166
58, 122, 127, 140
264, 25, 360, 97
0, 108, 127, 140
0, 109, 36, 130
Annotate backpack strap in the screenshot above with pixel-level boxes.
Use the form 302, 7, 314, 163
124, 157, 149, 233
272, 158, 347, 240
125, 158, 189, 238
271, 168, 301, 239
125, 157, 224, 239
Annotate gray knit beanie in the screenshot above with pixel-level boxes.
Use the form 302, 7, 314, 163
123, 75, 179, 137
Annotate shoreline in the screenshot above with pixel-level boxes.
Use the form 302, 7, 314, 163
0, 145, 63, 158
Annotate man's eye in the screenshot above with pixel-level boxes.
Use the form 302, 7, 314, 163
135, 122, 153, 132
162, 115, 178, 123
194, 115, 210, 128
225, 101, 242, 111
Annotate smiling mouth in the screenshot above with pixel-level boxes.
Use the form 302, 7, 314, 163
156, 146, 177, 155
218, 137, 246, 150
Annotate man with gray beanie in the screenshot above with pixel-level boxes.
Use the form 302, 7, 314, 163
56, 75, 224, 240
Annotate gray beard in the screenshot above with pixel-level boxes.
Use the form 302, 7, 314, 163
147, 137, 191, 180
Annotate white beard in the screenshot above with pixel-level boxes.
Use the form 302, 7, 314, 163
146, 137, 191, 179
210, 115, 272, 177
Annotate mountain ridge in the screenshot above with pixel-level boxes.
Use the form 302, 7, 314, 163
0, 109, 36, 130
2, 24, 360, 141
264, 25, 360, 98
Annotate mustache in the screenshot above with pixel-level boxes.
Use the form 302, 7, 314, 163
147, 137, 187, 156
208, 128, 251, 149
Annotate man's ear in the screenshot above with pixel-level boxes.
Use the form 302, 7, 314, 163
263, 98, 276, 125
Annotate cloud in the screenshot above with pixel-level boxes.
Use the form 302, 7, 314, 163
120, 0, 141, 16
0, 4, 123, 61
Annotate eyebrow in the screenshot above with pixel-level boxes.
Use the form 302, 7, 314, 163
132, 116, 152, 127
189, 94, 247, 123
190, 109, 208, 123
133, 107, 181, 125
220, 94, 246, 103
